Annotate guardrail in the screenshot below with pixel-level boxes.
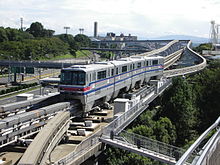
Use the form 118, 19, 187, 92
101, 130, 186, 164
195, 128, 220, 165
18, 111, 70, 165
164, 41, 207, 77
176, 117, 220, 165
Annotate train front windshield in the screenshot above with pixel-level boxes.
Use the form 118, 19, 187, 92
60, 70, 86, 85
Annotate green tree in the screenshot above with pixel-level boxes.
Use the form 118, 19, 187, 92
74, 34, 91, 48
192, 60, 220, 132
0, 27, 33, 42
103, 146, 154, 165
27, 22, 44, 37
128, 125, 154, 138
26, 22, 54, 38
159, 77, 198, 146
153, 117, 176, 144
0, 37, 68, 60
0, 27, 8, 42
193, 43, 212, 54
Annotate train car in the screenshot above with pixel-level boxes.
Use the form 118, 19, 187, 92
0, 121, 6, 130
59, 56, 164, 113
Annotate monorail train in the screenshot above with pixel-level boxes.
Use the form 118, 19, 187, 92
59, 56, 164, 113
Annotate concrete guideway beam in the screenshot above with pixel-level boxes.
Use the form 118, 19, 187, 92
164, 41, 207, 78
18, 111, 70, 165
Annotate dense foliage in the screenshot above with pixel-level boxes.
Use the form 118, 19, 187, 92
102, 59, 220, 164
0, 82, 38, 95
0, 27, 34, 42
26, 22, 55, 38
0, 37, 69, 60
0, 22, 91, 60
193, 43, 212, 54
158, 77, 198, 146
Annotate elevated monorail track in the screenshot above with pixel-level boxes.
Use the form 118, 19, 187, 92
164, 41, 206, 77
0, 102, 71, 149
0, 92, 60, 118
18, 111, 70, 165
0, 39, 207, 164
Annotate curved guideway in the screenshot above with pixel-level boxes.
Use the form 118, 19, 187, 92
164, 41, 207, 78
18, 111, 70, 165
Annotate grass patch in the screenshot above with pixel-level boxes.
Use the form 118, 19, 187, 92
75, 50, 91, 58
37, 50, 92, 61
0, 74, 8, 78
0, 86, 40, 99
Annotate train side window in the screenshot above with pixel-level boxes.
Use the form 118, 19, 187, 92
97, 70, 106, 80
137, 62, 141, 68
93, 72, 96, 81
146, 61, 149, 66
133, 64, 135, 69
86, 74, 89, 82
122, 65, 127, 73
108, 69, 110, 77
153, 60, 158, 65
130, 64, 132, 70
111, 69, 114, 76
116, 68, 118, 74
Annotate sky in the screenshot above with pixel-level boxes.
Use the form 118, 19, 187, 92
0, 0, 220, 39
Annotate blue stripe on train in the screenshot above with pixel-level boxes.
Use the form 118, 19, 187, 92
62, 68, 163, 95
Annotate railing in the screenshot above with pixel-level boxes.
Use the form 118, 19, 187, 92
176, 117, 220, 165
195, 128, 220, 165
113, 130, 185, 161
164, 41, 206, 77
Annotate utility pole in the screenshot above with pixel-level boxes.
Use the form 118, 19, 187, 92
79, 28, 84, 34
64, 27, 70, 35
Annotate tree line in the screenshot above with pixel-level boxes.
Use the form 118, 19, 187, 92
0, 22, 91, 60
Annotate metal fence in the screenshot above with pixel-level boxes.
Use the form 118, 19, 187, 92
118, 130, 185, 160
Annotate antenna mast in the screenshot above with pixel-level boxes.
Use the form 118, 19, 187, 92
210, 20, 220, 50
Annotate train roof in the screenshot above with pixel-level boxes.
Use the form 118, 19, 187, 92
63, 56, 163, 72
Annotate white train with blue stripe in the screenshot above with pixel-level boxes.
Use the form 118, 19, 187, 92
59, 56, 164, 113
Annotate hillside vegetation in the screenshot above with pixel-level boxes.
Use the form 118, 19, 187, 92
0, 22, 91, 60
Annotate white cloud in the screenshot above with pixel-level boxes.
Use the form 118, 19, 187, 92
0, 0, 219, 38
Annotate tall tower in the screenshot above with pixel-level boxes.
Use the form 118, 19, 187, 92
94, 22, 98, 37
210, 20, 218, 45
210, 20, 220, 50
20, 17, 23, 31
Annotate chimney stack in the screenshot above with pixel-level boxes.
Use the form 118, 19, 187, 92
94, 22, 97, 37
